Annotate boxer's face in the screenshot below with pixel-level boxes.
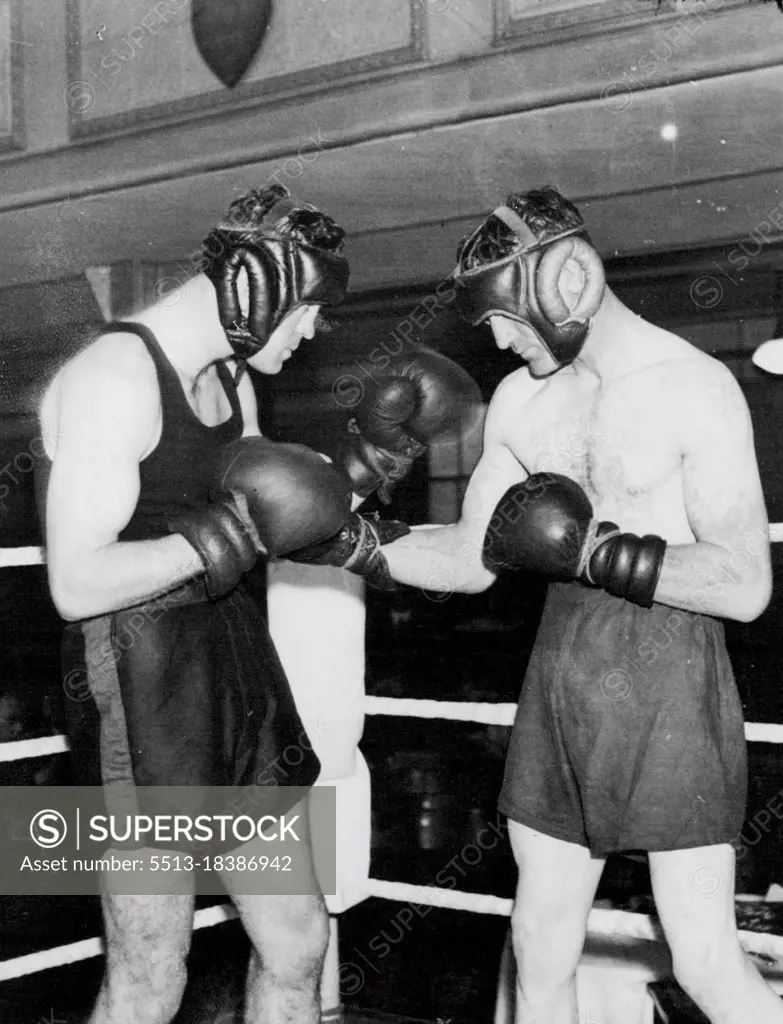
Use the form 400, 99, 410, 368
489, 314, 558, 378
248, 304, 321, 375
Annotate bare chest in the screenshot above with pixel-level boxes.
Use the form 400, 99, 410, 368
507, 376, 682, 521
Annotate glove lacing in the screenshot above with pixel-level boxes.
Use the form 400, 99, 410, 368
577, 519, 621, 584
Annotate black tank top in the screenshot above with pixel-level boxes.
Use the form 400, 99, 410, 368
104, 322, 243, 542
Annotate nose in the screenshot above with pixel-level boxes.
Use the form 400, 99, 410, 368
490, 317, 512, 350
301, 306, 320, 340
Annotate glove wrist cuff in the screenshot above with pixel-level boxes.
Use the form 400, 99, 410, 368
589, 530, 667, 608
341, 516, 380, 573
168, 504, 257, 600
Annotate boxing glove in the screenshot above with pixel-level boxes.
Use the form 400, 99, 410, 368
212, 436, 410, 587
288, 514, 410, 590
212, 437, 354, 556
169, 502, 260, 599
339, 345, 481, 503
484, 473, 666, 608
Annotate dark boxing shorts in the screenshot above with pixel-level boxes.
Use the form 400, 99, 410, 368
499, 582, 747, 855
62, 580, 320, 843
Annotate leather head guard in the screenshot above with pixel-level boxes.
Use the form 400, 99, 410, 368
452, 204, 606, 371
201, 192, 350, 359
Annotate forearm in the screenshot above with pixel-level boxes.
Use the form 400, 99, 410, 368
653, 536, 771, 622
49, 533, 204, 621
383, 523, 496, 595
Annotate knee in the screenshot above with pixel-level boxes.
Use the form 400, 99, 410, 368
671, 952, 714, 1005
106, 957, 188, 1024
102, 942, 188, 1024
669, 935, 740, 1003
265, 899, 330, 983
511, 905, 581, 985
142, 977, 188, 1024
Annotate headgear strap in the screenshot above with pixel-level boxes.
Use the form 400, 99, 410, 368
492, 206, 536, 244
492, 206, 586, 256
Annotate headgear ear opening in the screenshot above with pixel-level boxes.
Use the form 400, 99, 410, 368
201, 191, 350, 358
452, 205, 606, 370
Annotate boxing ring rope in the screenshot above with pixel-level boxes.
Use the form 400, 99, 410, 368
0, 546, 44, 567
0, 903, 239, 983
4, 541, 783, 992
0, 734, 69, 762
364, 696, 783, 745
4, 701, 783, 762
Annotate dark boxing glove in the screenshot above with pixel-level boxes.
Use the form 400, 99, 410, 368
339, 345, 481, 503
211, 436, 410, 587
169, 502, 259, 599
212, 437, 353, 556
288, 514, 410, 590
483, 473, 666, 608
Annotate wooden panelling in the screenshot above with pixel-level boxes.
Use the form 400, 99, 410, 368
0, 2, 778, 296
65, 0, 423, 137
5, 1, 780, 204
496, 0, 746, 47
0, 59, 781, 292
0, 0, 24, 153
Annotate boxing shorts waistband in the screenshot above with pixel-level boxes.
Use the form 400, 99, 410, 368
546, 580, 712, 624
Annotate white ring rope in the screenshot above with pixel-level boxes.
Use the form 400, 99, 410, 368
366, 695, 517, 726
4, 529, 783, 561
8, 706, 783, 764
0, 734, 69, 762
4, 530, 783, 562
745, 722, 783, 744
365, 696, 783, 745
365, 881, 783, 964
0, 903, 237, 982
3, 882, 782, 984
0, 546, 44, 567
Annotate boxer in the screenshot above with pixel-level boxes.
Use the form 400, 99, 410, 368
379, 187, 781, 1022
38, 182, 475, 1024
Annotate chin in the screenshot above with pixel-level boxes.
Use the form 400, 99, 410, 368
528, 361, 558, 380
248, 358, 280, 375
250, 347, 289, 373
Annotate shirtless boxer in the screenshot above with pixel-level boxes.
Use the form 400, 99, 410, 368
39, 183, 475, 1024
381, 187, 780, 1023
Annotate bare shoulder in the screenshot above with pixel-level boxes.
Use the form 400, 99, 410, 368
663, 350, 747, 420
43, 331, 160, 458
484, 366, 545, 443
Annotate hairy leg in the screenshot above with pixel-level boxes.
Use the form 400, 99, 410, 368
219, 798, 329, 1024
87, 850, 196, 1024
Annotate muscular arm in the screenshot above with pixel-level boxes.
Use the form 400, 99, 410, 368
653, 362, 771, 622
383, 382, 528, 595
44, 337, 203, 621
